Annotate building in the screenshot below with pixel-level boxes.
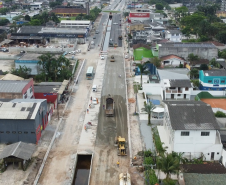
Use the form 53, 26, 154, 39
221, 0, 226, 11
10, 26, 88, 44
162, 30, 182, 42
128, 12, 150, 23
29, 2, 42, 10
0, 79, 34, 99
216, 59, 226, 70
162, 79, 192, 100
158, 43, 218, 60
129, 22, 146, 32
160, 55, 186, 67
158, 101, 222, 161
186, 59, 209, 70
50, 5, 89, 17
0, 99, 48, 144
199, 70, 226, 91
59, 20, 92, 31
15, 54, 41, 75
150, 12, 168, 24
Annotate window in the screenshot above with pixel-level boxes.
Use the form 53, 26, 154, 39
185, 87, 189, 91
221, 80, 225, 83
181, 131, 189, 136
12, 131, 16, 134
6, 131, 10, 134
31, 132, 35, 134
201, 132, 210, 136
24, 131, 28, 134
208, 80, 212, 83
24, 92, 27, 99
18, 131, 22, 134
217, 152, 219, 155
178, 94, 181, 96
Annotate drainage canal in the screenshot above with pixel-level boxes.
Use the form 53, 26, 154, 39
72, 154, 92, 185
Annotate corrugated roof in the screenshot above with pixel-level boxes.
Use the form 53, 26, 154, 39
0, 74, 24, 81
169, 79, 192, 87
190, 59, 209, 65
159, 42, 216, 48
50, 7, 86, 14
217, 61, 226, 68
0, 102, 40, 119
164, 101, 219, 130
0, 142, 36, 160
0, 80, 29, 93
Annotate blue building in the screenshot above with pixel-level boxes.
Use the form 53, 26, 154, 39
199, 70, 226, 90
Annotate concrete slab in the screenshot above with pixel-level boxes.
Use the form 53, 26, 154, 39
140, 120, 154, 151
157, 126, 172, 153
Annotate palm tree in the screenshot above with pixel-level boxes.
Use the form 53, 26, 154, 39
142, 102, 155, 125
136, 62, 150, 87
157, 153, 180, 181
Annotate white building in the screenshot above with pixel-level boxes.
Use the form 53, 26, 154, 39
164, 30, 182, 42
160, 55, 186, 67
158, 101, 222, 161
30, 2, 43, 10
59, 20, 92, 31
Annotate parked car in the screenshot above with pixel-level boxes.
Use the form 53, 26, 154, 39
95, 30, 99, 34
92, 98, 98, 105
100, 55, 105, 60
93, 36, 96, 39
2, 48, 8, 52
20, 50, 25, 53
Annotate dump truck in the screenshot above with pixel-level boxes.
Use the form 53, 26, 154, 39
110, 55, 115, 62
106, 95, 114, 116
115, 136, 127, 156
119, 173, 131, 185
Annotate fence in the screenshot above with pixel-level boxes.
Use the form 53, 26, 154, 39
195, 91, 226, 101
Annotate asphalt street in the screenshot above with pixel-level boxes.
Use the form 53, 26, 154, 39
110, 13, 122, 47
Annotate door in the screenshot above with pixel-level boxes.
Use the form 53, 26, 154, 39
171, 94, 174, 99
184, 94, 186, 99
211, 152, 215, 160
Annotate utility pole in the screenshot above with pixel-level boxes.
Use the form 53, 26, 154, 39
57, 93, 59, 120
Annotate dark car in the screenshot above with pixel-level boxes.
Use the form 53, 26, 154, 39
20, 50, 25, 53
93, 36, 96, 39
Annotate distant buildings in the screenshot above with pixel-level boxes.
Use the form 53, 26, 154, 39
50, 5, 89, 17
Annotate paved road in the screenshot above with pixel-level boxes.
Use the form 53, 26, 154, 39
110, 13, 122, 47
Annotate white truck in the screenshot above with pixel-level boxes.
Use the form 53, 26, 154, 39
119, 173, 131, 185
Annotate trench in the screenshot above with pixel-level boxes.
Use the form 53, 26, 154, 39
72, 154, 92, 185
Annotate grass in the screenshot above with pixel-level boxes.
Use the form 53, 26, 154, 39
134, 47, 154, 60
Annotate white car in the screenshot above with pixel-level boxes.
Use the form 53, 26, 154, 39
113, 23, 118, 25
125, 55, 128, 59
100, 55, 105, 60
92, 98, 98, 105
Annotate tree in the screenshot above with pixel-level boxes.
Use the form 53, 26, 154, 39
12, 15, 24, 21
199, 64, 209, 70
0, 19, 10, 26
0, 8, 9, 15
150, 57, 161, 68
157, 153, 180, 181
189, 68, 199, 79
123, 12, 129, 17
142, 102, 155, 125
215, 111, 226, 117
209, 58, 220, 68
191, 79, 200, 88
145, 169, 158, 185
156, 3, 164, 10
187, 53, 199, 62
25, 15, 31, 21
10, 66, 31, 79
216, 31, 226, 44
136, 62, 150, 87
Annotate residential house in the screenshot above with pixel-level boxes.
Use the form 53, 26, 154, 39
162, 79, 192, 100
158, 43, 218, 60
199, 70, 226, 91
216, 59, 226, 70
158, 101, 222, 161
216, 10, 226, 17
186, 59, 209, 70
162, 30, 182, 42
160, 55, 186, 67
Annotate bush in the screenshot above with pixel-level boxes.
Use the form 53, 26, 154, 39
215, 111, 226, 117
163, 179, 176, 185
152, 127, 165, 154
144, 150, 152, 157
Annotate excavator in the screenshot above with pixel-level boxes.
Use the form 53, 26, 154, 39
115, 136, 127, 156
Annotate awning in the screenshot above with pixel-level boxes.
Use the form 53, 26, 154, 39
0, 141, 36, 160
0, 39, 13, 45
152, 107, 164, 113
10, 36, 43, 40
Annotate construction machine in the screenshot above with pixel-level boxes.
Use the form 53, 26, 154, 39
119, 173, 131, 185
118, 35, 122, 40
110, 55, 115, 62
115, 136, 127, 156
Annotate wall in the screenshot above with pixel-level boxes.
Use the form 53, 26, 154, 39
0, 119, 36, 144
34, 92, 58, 108
162, 58, 185, 67
0, 92, 23, 99
143, 83, 161, 95
22, 79, 34, 99
159, 46, 218, 60
221, 149, 226, 167
192, 90, 226, 96
173, 130, 222, 161
15, 60, 39, 75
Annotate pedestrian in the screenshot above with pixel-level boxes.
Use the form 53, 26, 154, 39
96, 98, 99, 104
84, 125, 87, 131
103, 104, 105, 110
90, 96, 92, 102
117, 161, 120, 167
89, 104, 91, 108
87, 109, 89, 114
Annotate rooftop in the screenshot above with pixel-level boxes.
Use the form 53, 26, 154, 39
159, 42, 216, 48
34, 85, 60, 93
0, 102, 41, 119
18, 53, 41, 61
164, 101, 219, 130
167, 29, 181, 34
0, 80, 30, 93
203, 69, 226, 77
160, 54, 185, 61
158, 70, 189, 80
169, 79, 192, 87
0, 141, 36, 160
0, 74, 24, 81
60, 20, 90, 24
50, 7, 86, 14
189, 59, 209, 65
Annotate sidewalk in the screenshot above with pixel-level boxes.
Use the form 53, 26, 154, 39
78, 58, 106, 151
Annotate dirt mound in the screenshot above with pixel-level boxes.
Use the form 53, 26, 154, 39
128, 98, 136, 103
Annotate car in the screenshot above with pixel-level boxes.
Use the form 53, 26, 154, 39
125, 55, 128, 59
100, 55, 105, 60
113, 23, 118, 25
93, 36, 96, 39
69, 51, 76, 54
92, 98, 98, 105
20, 50, 25, 53
2, 48, 8, 52
95, 30, 99, 34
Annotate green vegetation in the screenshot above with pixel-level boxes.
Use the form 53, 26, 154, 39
134, 47, 154, 60
133, 82, 140, 93
215, 111, 226, 117
152, 127, 166, 154
35, 53, 72, 82
10, 66, 31, 79
145, 169, 158, 185
0, 8, 9, 15
49, 0, 63, 8
75, 7, 101, 21
156, 3, 164, 10
191, 79, 200, 88
150, 57, 161, 68
30, 11, 60, 26
0, 19, 9, 26
136, 62, 150, 86
142, 102, 155, 125
102, 10, 120, 13
189, 68, 199, 79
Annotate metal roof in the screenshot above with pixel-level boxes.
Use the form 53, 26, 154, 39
0, 142, 36, 160
0, 80, 30, 93
164, 101, 219, 130
159, 42, 216, 48
203, 69, 226, 77
0, 102, 40, 119
169, 79, 192, 88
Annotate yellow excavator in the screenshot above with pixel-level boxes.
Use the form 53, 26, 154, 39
115, 136, 127, 156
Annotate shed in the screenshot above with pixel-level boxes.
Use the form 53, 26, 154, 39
0, 141, 36, 170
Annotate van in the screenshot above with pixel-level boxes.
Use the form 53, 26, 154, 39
92, 85, 97, 92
